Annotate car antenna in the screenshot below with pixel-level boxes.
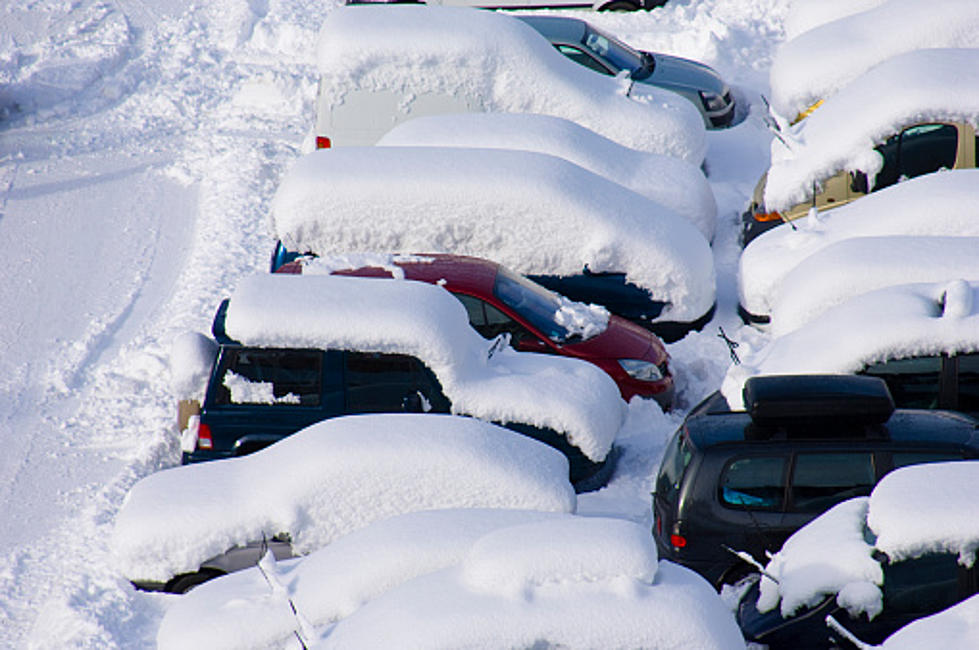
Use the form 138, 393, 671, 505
825, 615, 875, 650
721, 545, 779, 584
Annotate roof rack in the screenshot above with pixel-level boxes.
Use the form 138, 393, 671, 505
743, 375, 895, 426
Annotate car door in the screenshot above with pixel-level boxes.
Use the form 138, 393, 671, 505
342, 351, 451, 414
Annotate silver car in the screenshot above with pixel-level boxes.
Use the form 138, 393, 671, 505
518, 15, 735, 129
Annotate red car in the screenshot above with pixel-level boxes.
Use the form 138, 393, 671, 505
277, 254, 673, 407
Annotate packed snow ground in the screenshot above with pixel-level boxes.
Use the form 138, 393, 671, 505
1, 0, 784, 646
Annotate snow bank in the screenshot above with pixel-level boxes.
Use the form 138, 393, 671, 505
765, 48, 979, 211
316, 5, 706, 162
271, 148, 716, 324
111, 414, 577, 582
758, 498, 881, 620
770, 1, 979, 121
783, 0, 887, 41
880, 594, 979, 650
318, 520, 744, 650
740, 170, 979, 319
868, 461, 979, 566
768, 237, 979, 336
377, 112, 717, 239
225, 273, 625, 460
723, 280, 979, 408
158, 509, 567, 650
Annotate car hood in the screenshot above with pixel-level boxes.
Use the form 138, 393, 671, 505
561, 314, 663, 365
643, 52, 727, 96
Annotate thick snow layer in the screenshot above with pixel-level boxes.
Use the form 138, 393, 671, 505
770, 1, 979, 120
757, 498, 883, 619
271, 148, 716, 323
881, 594, 979, 650
376, 112, 717, 237
868, 461, 979, 566
767, 237, 979, 336
169, 331, 217, 401
318, 527, 744, 649
111, 414, 577, 582
765, 48, 979, 211
740, 170, 979, 319
316, 5, 707, 162
225, 273, 625, 459
158, 509, 567, 650
723, 281, 979, 408
783, 0, 887, 41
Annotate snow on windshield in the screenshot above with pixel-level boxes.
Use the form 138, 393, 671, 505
316, 5, 707, 163
740, 170, 979, 320
764, 48, 979, 212
376, 112, 717, 235
722, 280, 979, 408
111, 414, 577, 583
270, 148, 716, 324
224, 274, 625, 460
770, 1, 979, 121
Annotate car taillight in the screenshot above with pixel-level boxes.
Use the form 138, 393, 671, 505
315, 136, 331, 149
198, 423, 213, 450
670, 534, 687, 549
753, 210, 784, 223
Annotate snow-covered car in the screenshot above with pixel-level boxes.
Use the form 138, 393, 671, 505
738, 170, 979, 323
736, 461, 979, 648
270, 147, 717, 341
278, 253, 676, 406
869, 593, 979, 650
350, 0, 669, 11
653, 374, 979, 589
311, 5, 706, 161
723, 280, 979, 419
742, 47, 979, 245
376, 112, 716, 229
769, 0, 979, 123
156, 511, 745, 650
516, 15, 735, 129
174, 273, 626, 492
112, 414, 577, 593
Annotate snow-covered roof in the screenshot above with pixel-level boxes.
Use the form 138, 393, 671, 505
722, 280, 979, 408
111, 414, 577, 582
758, 461, 979, 621
270, 148, 716, 323
783, 0, 886, 41
740, 170, 979, 319
764, 48, 979, 211
158, 509, 568, 650
315, 6, 707, 163
318, 519, 745, 650
770, 1, 979, 121
224, 274, 625, 459
376, 113, 717, 237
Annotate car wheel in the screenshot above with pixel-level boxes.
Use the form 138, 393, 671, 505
599, 0, 641, 11
165, 568, 226, 594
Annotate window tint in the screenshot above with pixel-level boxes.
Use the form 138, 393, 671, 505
555, 45, 613, 75
656, 429, 694, 503
214, 349, 322, 406
861, 356, 942, 409
956, 354, 979, 414
883, 553, 962, 614
344, 352, 449, 413
789, 453, 874, 513
720, 456, 786, 510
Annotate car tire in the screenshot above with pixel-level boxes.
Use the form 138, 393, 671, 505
599, 0, 641, 11
165, 568, 226, 594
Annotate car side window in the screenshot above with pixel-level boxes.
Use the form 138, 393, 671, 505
554, 44, 613, 75
874, 124, 958, 191
719, 456, 787, 510
452, 293, 537, 346
789, 452, 874, 513
861, 356, 942, 409
213, 348, 322, 407
344, 352, 449, 413
955, 354, 979, 415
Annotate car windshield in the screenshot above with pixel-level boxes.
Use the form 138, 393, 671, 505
580, 25, 645, 75
493, 267, 584, 344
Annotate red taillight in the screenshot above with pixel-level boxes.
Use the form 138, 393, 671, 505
315, 136, 332, 149
198, 423, 213, 450
670, 534, 687, 549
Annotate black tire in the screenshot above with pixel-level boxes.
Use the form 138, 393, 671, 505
600, 0, 641, 11
165, 568, 226, 594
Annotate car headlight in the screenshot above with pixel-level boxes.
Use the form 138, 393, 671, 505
699, 90, 728, 112
617, 359, 664, 382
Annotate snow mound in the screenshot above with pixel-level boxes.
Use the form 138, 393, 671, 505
880, 593, 979, 650
771, 1, 979, 121
111, 414, 577, 582
271, 148, 716, 324
377, 112, 717, 239
316, 5, 707, 162
765, 48, 979, 211
158, 509, 568, 650
740, 170, 979, 319
783, 0, 887, 41
225, 273, 625, 460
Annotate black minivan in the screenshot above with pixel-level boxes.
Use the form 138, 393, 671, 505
652, 375, 979, 588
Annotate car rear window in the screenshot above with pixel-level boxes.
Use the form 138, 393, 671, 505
719, 455, 787, 510
212, 348, 322, 407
